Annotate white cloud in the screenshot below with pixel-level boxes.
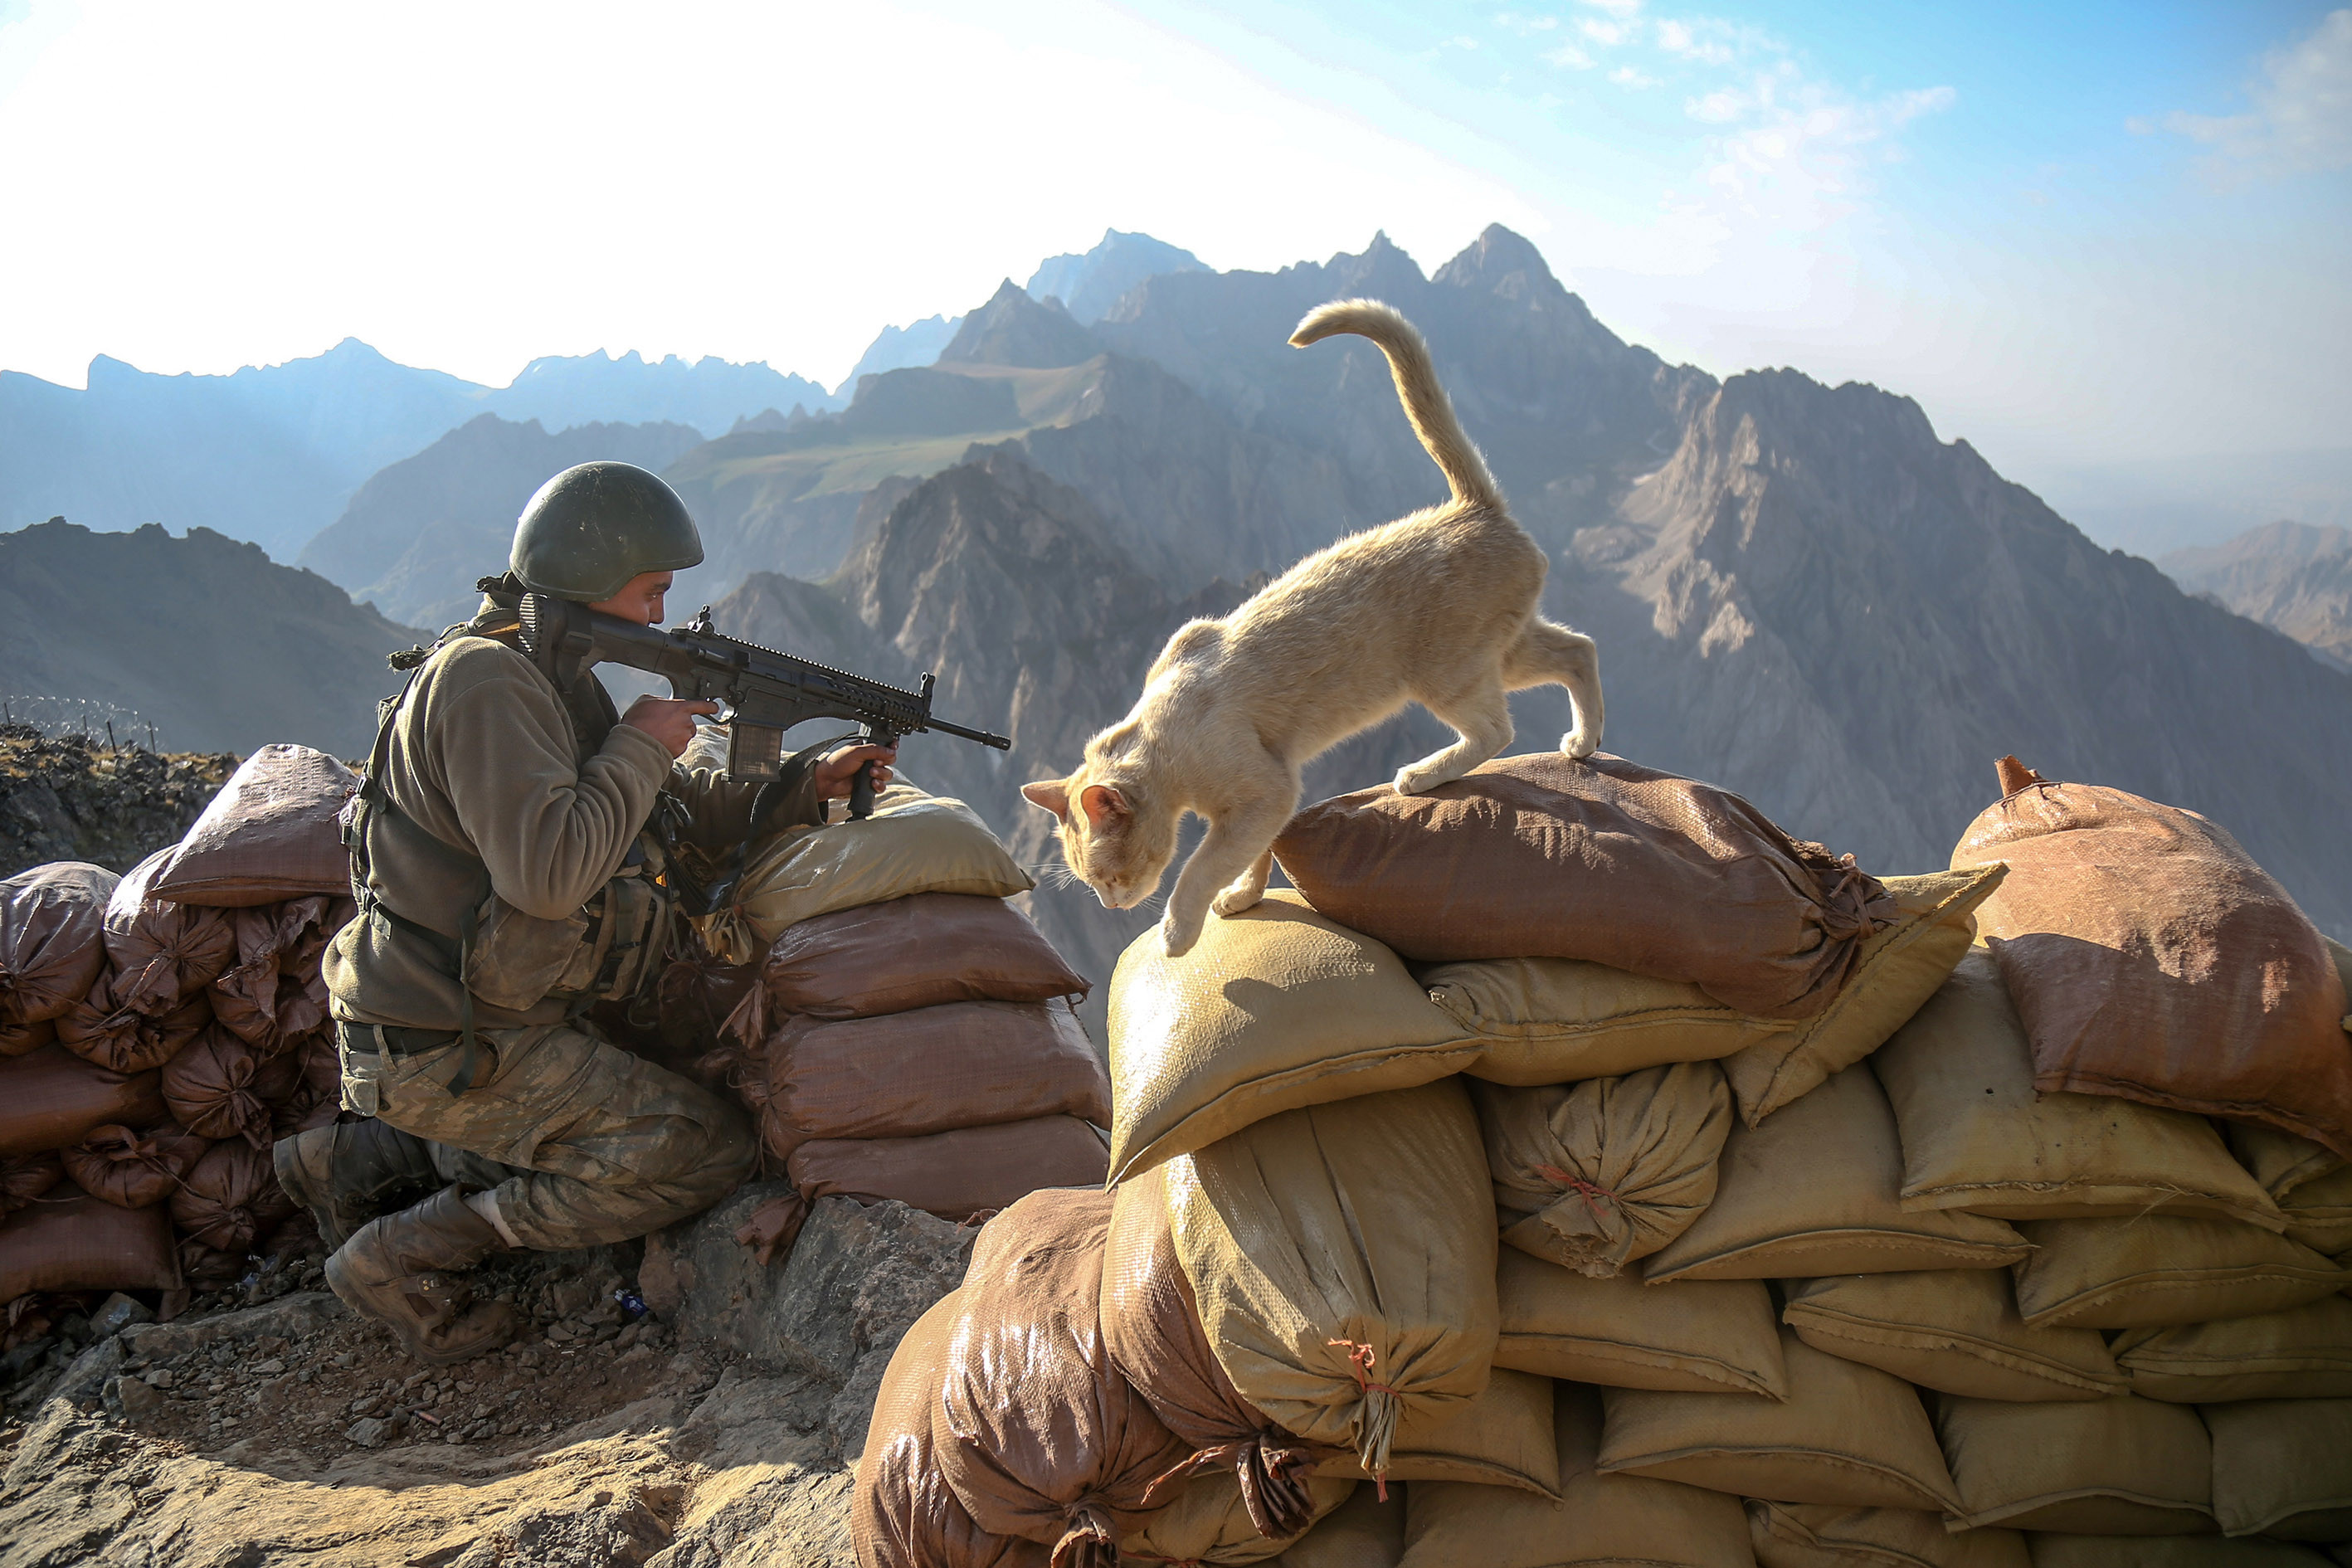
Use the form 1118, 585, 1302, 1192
2161, 7, 2352, 183
1655, 18, 1733, 65
1696, 73, 1955, 232
1609, 65, 1659, 88
1577, 16, 1636, 46
1546, 41, 1595, 69
1493, 11, 1559, 34
1577, 0, 1643, 17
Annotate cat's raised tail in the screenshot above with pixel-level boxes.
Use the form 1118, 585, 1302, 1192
1290, 299, 1501, 514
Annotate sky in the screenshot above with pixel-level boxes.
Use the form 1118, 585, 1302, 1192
0, 0, 2345, 490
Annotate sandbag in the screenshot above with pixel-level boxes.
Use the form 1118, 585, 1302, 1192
1598, 1328, 1961, 1512
932, 1187, 1191, 1565
1272, 752, 1899, 1020
178, 1234, 245, 1288
56, 976, 210, 1075
2025, 1540, 2333, 1567
0, 862, 114, 1027
2110, 1297, 2352, 1402
1104, 893, 1479, 1184
0, 1015, 55, 1057
1103, 1163, 1328, 1541
2205, 1399, 2352, 1541
1643, 1065, 2030, 1282
1781, 1269, 2125, 1401
767, 1001, 1109, 1142
60, 1122, 208, 1210
1935, 1394, 2213, 1535
2229, 1120, 2345, 1205
1429, 953, 1794, 1083
0, 1181, 180, 1300
0, 1150, 61, 1215
208, 896, 339, 1053
1476, 1062, 1731, 1278
1872, 949, 2284, 1227
1271, 1487, 1401, 1568
270, 1031, 343, 1138
1119, 1468, 1353, 1566
2278, 1166, 2352, 1258
168, 1137, 296, 1255
0, 1043, 166, 1157
1746, 1501, 2029, 1568
656, 953, 760, 1060
160, 1025, 303, 1148
786, 1115, 1108, 1223
1494, 1246, 1785, 1397
1952, 758, 2352, 1157
148, 744, 358, 907
695, 784, 1033, 965
1312, 1368, 1557, 1497
1400, 1382, 1750, 1568
102, 850, 235, 1015
761, 893, 1087, 1020
2011, 1213, 2345, 1331
1166, 1079, 1497, 1485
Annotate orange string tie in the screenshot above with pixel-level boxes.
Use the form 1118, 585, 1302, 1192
1531, 1164, 1617, 1225
1327, 1338, 1397, 1500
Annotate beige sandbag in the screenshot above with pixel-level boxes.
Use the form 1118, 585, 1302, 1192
149, 744, 358, 907
1107, 893, 1479, 1184
694, 783, 1033, 965
2205, 1399, 2352, 1541
1312, 1368, 1558, 1497
2026, 1540, 2334, 1568
1429, 953, 1795, 1084
1720, 866, 2008, 1125
1872, 949, 2284, 1228
1120, 1468, 1354, 1566
1599, 1328, 1960, 1512
1167, 1079, 1497, 1486
1401, 1382, 1751, 1568
2228, 1120, 2345, 1205
1477, 1063, 1731, 1278
1746, 1501, 2028, 1568
2278, 1165, 2352, 1257
1273, 1486, 1403, 1568
1780, 1269, 2126, 1401
1495, 1247, 1787, 1398
1935, 1394, 2213, 1534
2012, 1214, 2345, 1331
1643, 1066, 2029, 1283
2111, 1297, 2352, 1402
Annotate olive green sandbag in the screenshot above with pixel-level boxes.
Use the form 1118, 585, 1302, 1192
2278, 1165, 2352, 1257
1272, 1485, 1404, 1568
2012, 1214, 2345, 1331
1400, 1383, 1750, 1568
1643, 1065, 2029, 1283
2205, 1399, 2352, 1541
1312, 1369, 1559, 1497
2226, 1121, 2345, 1205
1428, 952, 1794, 1084
1119, 1467, 1355, 1566
2025, 1540, 2333, 1568
1496, 1247, 1787, 1398
1935, 1394, 2214, 1535
1108, 893, 1480, 1183
1872, 949, 2283, 1228
1746, 1500, 2028, 1568
1599, 1328, 1961, 1512
1780, 1269, 2126, 1401
2111, 1296, 2352, 1402
1167, 1078, 1498, 1485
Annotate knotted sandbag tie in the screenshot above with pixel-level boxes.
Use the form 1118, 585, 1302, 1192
1532, 1163, 1619, 1224
1327, 1337, 1398, 1498
1053, 1498, 1122, 1568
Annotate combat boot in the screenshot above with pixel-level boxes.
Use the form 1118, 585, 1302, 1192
274, 1119, 440, 1249
324, 1185, 519, 1366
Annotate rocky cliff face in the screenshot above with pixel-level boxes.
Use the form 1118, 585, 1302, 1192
2163, 520, 2352, 670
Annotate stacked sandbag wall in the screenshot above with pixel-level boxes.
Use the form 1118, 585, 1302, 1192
856, 752, 2352, 1568
0, 744, 355, 1326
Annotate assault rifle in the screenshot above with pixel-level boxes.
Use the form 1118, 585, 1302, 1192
514, 592, 1010, 818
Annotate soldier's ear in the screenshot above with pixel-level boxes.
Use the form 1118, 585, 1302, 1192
1021, 779, 1072, 821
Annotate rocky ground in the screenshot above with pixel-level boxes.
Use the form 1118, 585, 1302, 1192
0, 727, 236, 878
0, 1182, 974, 1567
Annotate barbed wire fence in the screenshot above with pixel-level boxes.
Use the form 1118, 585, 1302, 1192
0, 694, 168, 752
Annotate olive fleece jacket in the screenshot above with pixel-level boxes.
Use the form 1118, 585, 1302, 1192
326, 634, 823, 1031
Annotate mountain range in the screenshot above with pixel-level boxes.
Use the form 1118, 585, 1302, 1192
2163, 520, 2352, 670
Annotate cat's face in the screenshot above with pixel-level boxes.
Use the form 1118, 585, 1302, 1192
1020, 768, 1178, 910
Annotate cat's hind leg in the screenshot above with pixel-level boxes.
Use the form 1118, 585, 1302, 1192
1504, 616, 1604, 758
1394, 674, 1514, 796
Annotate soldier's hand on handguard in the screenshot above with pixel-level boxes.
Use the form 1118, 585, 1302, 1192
813, 743, 898, 802
622, 696, 723, 758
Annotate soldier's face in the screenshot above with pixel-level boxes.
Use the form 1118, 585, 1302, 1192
587, 571, 675, 626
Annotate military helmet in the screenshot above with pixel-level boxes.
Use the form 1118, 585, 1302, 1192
509, 461, 704, 602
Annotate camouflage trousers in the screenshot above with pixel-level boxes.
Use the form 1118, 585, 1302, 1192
338, 1022, 756, 1252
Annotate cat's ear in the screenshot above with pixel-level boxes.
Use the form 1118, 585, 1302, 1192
1079, 784, 1131, 830
1020, 779, 1072, 821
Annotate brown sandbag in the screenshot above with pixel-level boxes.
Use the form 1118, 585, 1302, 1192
208, 896, 338, 1053
2205, 1399, 2352, 1541
1495, 1246, 1786, 1397
2111, 1297, 2352, 1402
1475, 1062, 1731, 1278
2024, 1539, 2333, 1567
60, 1122, 208, 1210
56, 977, 209, 1076
1746, 1501, 2028, 1568
786, 1115, 1108, 1223
0, 1180, 181, 1301
1952, 758, 2352, 1157
0, 862, 116, 1027
933, 1187, 1191, 1566
0, 1015, 56, 1058
0, 1042, 167, 1157
1273, 752, 1898, 1020
0, 1150, 61, 1215
767, 1001, 1110, 1142
1936, 1393, 2214, 1535
178, 1234, 245, 1288
1103, 1162, 1329, 1541
102, 850, 235, 1015
270, 1030, 342, 1138
658, 952, 760, 1059
761, 892, 1088, 1020
2011, 1213, 2345, 1331
161, 1025, 302, 1148
148, 743, 358, 907
168, 1137, 295, 1253
1781, 1269, 2126, 1402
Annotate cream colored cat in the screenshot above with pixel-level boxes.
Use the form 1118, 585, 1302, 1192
1021, 299, 1603, 957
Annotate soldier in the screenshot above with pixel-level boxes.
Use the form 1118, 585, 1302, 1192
278, 460, 894, 1365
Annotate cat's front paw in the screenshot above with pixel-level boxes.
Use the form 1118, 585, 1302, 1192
1211, 884, 1264, 917
1393, 762, 1458, 796
1561, 727, 1600, 760
1160, 908, 1206, 957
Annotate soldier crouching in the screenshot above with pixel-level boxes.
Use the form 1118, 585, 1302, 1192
275, 460, 894, 1366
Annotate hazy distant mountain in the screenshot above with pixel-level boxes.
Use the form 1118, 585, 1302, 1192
2163, 520, 2352, 670
2031, 446, 2352, 558
1026, 229, 1206, 324
940, 282, 1101, 369
0, 521, 420, 757
836, 315, 965, 392
297, 414, 708, 631
485, 350, 841, 439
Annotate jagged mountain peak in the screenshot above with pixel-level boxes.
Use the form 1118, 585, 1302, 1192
1027, 230, 1207, 325
938, 281, 1101, 369
1434, 223, 1563, 297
